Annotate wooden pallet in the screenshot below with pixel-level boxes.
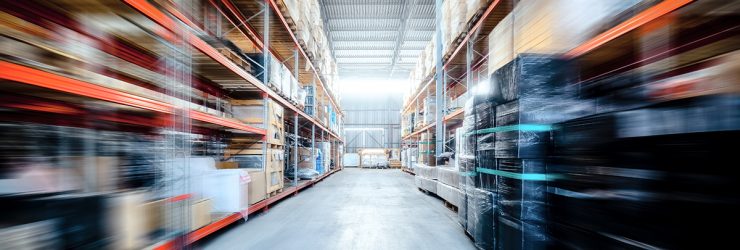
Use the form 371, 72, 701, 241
442, 32, 468, 62
389, 160, 402, 169
217, 48, 252, 73
443, 201, 458, 213
268, 188, 284, 197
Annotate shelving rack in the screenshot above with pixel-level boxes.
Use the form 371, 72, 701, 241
400, 0, 695, 159
0, 0, 344, 248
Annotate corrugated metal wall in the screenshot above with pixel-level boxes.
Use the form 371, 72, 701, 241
342, 92, 402, 153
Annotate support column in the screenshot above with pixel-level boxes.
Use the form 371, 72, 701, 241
311, 123, 316, 173
294, 46, 299, 100
262, 0, 270, 85
434, 0, 444, 160
293, 114, 298, 187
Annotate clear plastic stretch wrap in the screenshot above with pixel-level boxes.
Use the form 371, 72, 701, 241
436, 181, 462, 207
436, 166, 459, 188
413, 163, 437, 180
423, 96, 437, 125
465, 186, 495, 250
415, 176, 438, 194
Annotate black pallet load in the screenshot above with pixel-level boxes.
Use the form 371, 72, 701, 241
489, 54, 591, 160
547, 95, 740, 249
474, 100, 497, 192
458, 98, 477, 229
494, 159, 548, 250
465, 186, 496, 250
2, 193, 107, 249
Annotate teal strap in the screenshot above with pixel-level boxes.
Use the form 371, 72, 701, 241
476, 167, 561, 181
419, 151, 435, 155
466, 124, 554, 136
458, 171, 477, 176
417, 141, 435, 144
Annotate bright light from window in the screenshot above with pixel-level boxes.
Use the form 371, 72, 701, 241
339, 77, 410, 95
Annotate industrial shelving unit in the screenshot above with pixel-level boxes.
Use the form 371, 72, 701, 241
0, 0, 344, 249
399, 0, 695, 163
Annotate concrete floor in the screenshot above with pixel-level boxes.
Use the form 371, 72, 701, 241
200, 168, 476, 250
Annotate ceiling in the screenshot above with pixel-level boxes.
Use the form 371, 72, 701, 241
320, 0, 436, 79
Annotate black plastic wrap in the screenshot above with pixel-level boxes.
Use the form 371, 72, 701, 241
496, 159, 546, 221
475, 150, 496, 191
494, 159, 548, 250
474, 101, 497, 151
545, 95, 740, 249
497, 214, 548, 250
465, 187, 495, 250
490, 54, 568, 104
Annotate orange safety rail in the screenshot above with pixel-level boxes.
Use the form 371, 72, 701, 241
0, 61, 265, 135
123, 0, 342, 142
564, 0, 694, 58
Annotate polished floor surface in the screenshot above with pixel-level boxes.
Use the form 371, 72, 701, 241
200, 168, 475, 250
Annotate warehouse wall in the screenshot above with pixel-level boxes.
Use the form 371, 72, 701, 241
341, 92, 403, 154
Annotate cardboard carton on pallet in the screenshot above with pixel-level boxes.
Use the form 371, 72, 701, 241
232, 99, 285, 145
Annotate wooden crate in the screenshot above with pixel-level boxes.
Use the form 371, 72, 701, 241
265, 146, 285, 193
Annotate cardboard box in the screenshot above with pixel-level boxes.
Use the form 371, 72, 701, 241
69, 156, 119, 192
107, 191, 163, 250
191, 199, 212, 231
216, 161, 238, 169
231, 99, 285, 145
247, 169, 267, 205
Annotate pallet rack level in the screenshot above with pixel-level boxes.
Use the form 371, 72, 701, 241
0, 61, 266, 135
400, 0, 692, 145
123, 0, 343, 142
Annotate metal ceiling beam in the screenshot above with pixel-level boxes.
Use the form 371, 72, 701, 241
325, 17, 434, 20
318, 0, 336, 61
389, 0, 413, 78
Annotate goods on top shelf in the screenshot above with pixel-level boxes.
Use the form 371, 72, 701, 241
488, 0, 643, 73
279, 0, 340, 103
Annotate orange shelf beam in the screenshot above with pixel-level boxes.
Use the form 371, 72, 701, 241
402, 122, 435, 141
402, 77, 434, 114
0, 61, 265, 135
564, 0, 693, 58
443, 108, 464, 122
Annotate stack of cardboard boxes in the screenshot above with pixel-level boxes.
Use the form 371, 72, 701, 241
224, 99, 287, 204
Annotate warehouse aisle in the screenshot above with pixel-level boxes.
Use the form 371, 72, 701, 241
201, 168, 475, 250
